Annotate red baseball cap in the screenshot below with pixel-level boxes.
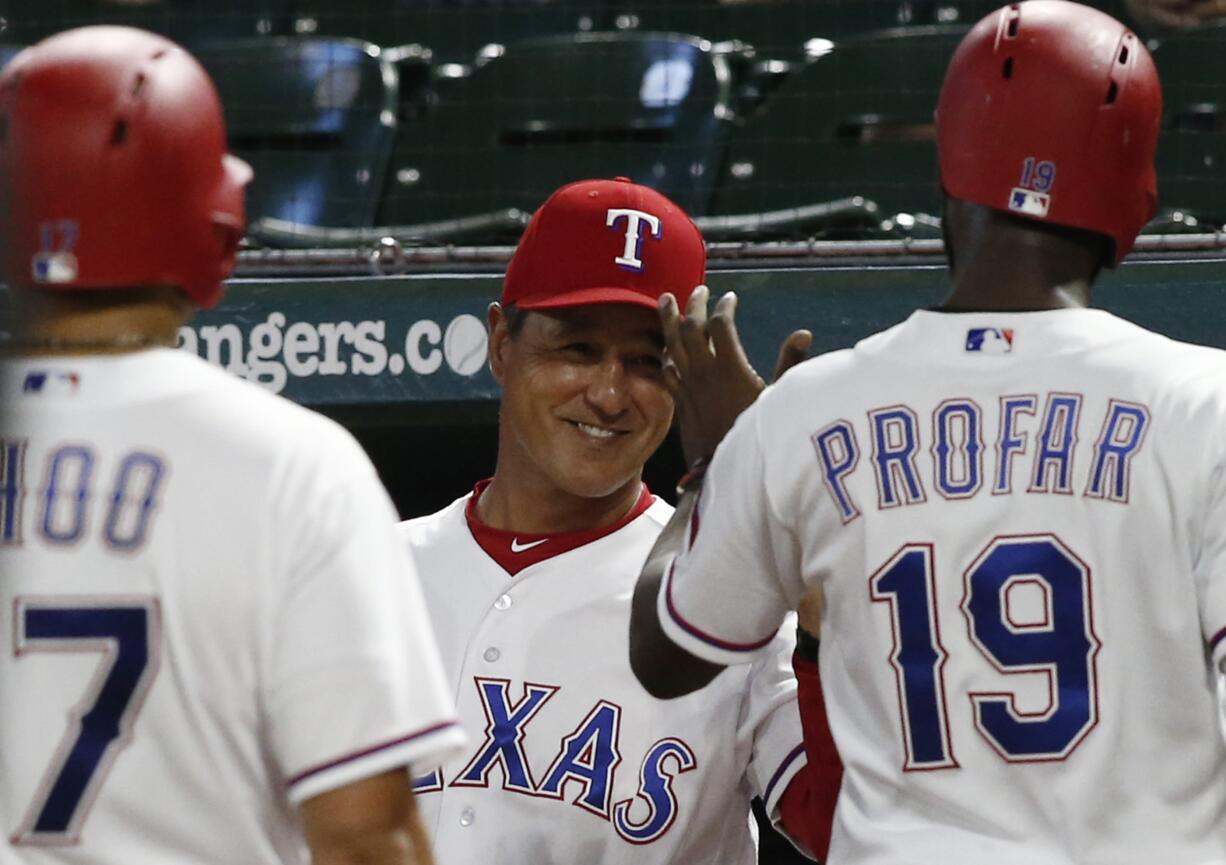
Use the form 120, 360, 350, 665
501, 177, 706, 312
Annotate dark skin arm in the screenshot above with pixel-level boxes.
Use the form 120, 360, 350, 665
300, 767, 433, 865
630, 286, 811, 699
630, 485, 717, 699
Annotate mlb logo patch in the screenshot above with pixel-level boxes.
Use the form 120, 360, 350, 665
1008, 187, 1051, 219
32, 251, 79, 284
966, 328, 1014, 354
22, 370, 80, 394
32, 220, 81, 284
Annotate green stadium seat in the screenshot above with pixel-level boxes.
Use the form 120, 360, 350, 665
288, 0, 594, 62
903, 0, 1127, 30
1151, 24, 1226, 228
711, 26, 967, 224
601, 0, 1135, 57
603, 0, 924, 59
385, 43, 435, 124
196, 37, 399, 229
375, 31, 736, 234
2, 0, 295, 45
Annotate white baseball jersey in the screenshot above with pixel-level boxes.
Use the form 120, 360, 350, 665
399, 487, 807, 864
0, 348, 463, 865
661, 309, 1226, 864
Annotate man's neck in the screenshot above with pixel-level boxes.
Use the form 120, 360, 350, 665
943, 237, 1096, 311
476, 465, 645, 535
941, 203, 1099, 311
941, 275, 1090, 312
9, 287, 189, 356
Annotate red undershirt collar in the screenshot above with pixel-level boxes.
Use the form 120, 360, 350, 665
465, 479, 656, 577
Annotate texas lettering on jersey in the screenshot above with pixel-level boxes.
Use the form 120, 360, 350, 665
413, 677, 697, 845
402, 492, 806, 863
814, 390, 1148, 522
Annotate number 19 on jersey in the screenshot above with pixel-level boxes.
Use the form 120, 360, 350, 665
870, 534, 1100, 769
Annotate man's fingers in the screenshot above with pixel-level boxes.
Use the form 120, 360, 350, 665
659, 293, 690, 379
772, 329, 813, 382
684, 284, 710, 327
708, 292, 759, 382
661, 358, 683, 399
712, 289, 737, 320
679, 285, 712, 367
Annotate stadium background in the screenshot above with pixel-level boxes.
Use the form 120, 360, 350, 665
2, 1, 1224, 861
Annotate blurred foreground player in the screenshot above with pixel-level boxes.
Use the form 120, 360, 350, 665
0, 28, 462, 865
632, 2, 1226, 862
398, 177, 840, 863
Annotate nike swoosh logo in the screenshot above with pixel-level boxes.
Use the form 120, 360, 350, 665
510, 538, 548, 553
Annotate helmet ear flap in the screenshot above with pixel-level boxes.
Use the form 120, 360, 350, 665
213, 219, 243, 273
214, 153, 252, 270
192, 154, 250, 308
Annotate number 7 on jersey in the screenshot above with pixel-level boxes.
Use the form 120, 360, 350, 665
11, 597, 161, 845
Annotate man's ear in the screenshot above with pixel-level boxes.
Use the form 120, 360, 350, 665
487, 302, 509, 386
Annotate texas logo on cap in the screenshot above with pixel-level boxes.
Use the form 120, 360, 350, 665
606, 207, 661, 272
502, 177, 706, 312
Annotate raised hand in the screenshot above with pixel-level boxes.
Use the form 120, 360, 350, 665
659, 285, 812, 467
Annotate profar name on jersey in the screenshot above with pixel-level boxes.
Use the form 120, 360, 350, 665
815, 390, 1149, 523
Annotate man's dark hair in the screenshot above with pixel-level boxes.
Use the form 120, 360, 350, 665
502, 303, 528, 339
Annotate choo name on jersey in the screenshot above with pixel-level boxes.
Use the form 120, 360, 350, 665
813, 392, 1149, 522
0, 441, 166, 550
412, 677, 698, 845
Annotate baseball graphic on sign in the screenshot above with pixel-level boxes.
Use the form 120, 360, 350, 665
444, 314, 488, 376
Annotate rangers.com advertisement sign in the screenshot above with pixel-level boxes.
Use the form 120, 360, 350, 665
179, 275, 502, 406
177, 267, 937, 408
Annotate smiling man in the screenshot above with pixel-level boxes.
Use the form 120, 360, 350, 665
397, 177, 840, 864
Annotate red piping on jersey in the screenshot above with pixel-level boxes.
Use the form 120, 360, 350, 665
662, 561, 776, 653
687, 484, 703, 546
286, 719, 461, 789
1211, 625, 1226, 653
763, 743, 805, 804
465, 480, 656, 576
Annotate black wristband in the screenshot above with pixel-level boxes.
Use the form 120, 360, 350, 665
795, 624, 820, 663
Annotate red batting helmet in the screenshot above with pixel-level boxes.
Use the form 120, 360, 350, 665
936, 0, 1161, 265
0, 26, 251, 307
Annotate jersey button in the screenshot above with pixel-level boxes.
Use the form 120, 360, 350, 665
459, 807, 476, 827
494, 594, 513, 611
483, 647, 501, 662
